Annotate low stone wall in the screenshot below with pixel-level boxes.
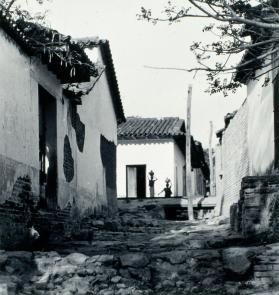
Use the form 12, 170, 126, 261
230, 175, 279, 240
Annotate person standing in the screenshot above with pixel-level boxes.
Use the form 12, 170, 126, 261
148, 170, 157, 198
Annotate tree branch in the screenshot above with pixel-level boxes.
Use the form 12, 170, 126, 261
6, 0, 17, 12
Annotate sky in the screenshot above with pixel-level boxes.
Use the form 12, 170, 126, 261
27, 0, 246, 147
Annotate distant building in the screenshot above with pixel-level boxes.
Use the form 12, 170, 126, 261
117, 117, 209, 198
0, 14, 125, 247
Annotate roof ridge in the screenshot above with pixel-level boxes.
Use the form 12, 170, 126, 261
117, 117, 185, 140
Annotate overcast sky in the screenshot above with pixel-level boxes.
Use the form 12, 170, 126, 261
30, 0, 246, 147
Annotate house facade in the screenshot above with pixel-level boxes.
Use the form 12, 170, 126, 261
117, 117, 208, 199
0, 14, 125, 247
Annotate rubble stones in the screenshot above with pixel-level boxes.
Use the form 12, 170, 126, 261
111, 275, 122, 283
0, 207, 277, 294
222, 247, 252, 276
63, 252, 88, 265
120, 253, 150, 268
168, 250, 188, 264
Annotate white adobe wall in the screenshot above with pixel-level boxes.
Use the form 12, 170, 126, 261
246, 68, 274, 175
117, 139, 175, 198
58, 47, 118, 213
0, 28, 59, 200
214, 143, 224, 215
77, 63, 118, 213
214, 66, 275, 217
173, 143, 185, 196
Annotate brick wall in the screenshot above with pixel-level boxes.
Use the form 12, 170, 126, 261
254, 244, 279, 288
0, 200, 73, 250
230, 175, 279, 240
221, 100, 249, 216
0, 174, 97, 249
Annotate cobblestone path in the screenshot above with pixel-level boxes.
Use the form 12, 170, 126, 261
1, 205, 279, 294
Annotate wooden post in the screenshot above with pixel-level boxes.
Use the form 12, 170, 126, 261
186, 84, 194, 220
208, 121, 215, 195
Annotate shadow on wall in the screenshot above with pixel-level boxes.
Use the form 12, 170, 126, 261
100, 135, 117, 214
63, 135, 74, 183
70, 104, 85, 153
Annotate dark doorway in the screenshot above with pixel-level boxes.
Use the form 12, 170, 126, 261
39, 86, 58, 209
126, 165, 146, 198
183, 165, 186, 196
274, 75, 279, 169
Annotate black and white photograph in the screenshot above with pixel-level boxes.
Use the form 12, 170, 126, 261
0, 0, 278, 294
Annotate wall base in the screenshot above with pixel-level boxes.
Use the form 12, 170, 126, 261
230, 175, 279, 241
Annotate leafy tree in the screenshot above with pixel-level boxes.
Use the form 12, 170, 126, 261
139, 0, 279, 95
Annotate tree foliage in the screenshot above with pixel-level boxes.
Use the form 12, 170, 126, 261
139, 0, 279, 95
0, 0, 49, 22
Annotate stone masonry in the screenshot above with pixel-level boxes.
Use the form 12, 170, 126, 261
230, 175, 279, 240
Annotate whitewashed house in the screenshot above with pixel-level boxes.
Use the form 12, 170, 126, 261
0, 13, 125, 223
117, 117, 208, 199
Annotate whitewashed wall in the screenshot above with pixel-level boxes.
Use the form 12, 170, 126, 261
58, 48, 118, 213
246, 68, 274, 175
0, 29, 118, 214
0, 28, 57, 200
173, 143, 185, 196
214, 66, 275, 216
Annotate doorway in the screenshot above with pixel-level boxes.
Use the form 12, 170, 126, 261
126, 165, 146, 198
39, 86, 58, 208
274, 75, 279, 169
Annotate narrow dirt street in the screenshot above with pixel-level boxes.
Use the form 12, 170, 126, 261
1, 204, 279, 295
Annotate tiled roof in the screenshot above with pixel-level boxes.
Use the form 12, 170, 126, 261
0, 12, 125, 123
64, 37, 125, 124
0, 11, 98, 83
98, 39, 125, 124
118, 117, 185, 140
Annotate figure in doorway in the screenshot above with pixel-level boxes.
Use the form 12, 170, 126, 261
148, 170, 157, 198
158, 178, 172, 198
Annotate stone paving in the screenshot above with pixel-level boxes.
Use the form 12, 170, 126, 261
0, 205, 279, 294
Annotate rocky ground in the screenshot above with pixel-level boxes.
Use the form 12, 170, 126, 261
1, 204, 279, 295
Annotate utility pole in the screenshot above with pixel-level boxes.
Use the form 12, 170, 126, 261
186, 84, 194, 220
208, 121, 215, 195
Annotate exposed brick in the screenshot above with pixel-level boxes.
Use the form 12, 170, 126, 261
230, 176, 279, 240
218, 101, 249, 216
272, 265, 279, 271
254, 265, 273, 271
